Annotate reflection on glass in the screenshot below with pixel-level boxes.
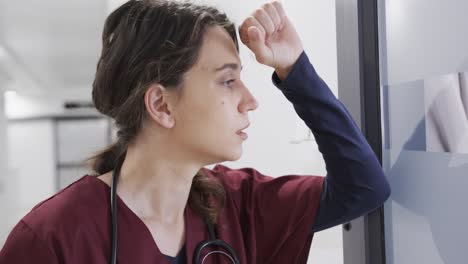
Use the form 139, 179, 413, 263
425, 72, 468, 153
379, 0, 468, 263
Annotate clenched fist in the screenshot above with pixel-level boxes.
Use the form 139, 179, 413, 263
239, 1, 304, 80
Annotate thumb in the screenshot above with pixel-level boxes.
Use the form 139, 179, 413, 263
247, 26, 270, 64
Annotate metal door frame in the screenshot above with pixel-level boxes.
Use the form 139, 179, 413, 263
336, 0, 386, 263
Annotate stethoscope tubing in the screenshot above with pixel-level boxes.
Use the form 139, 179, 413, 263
108, 156, 240, 264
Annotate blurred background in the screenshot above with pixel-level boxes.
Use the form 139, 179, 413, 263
0, 0, 342, 263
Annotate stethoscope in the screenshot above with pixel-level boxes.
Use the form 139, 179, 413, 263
109, 156, 241, 264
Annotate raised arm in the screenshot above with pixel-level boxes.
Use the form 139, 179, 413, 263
271, 51, 390, 232
238, 0, 391, 233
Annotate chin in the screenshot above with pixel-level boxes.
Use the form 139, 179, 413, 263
227, 153, 242, 162
227, 147, 243, 161
216, 146, 243, 163
204, 138, 244, 164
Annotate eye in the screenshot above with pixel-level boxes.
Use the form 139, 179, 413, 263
223, 79, 236, 87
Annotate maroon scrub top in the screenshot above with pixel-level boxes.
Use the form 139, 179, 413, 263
0, 164, 324, 263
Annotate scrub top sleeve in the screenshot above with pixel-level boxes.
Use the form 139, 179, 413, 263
0, 220, 59, 264
212, 164, 324, 263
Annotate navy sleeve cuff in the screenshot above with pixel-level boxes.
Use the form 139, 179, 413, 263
271, 51, 320, 92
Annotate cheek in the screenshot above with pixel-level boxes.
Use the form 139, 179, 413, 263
198, 94, 234, 125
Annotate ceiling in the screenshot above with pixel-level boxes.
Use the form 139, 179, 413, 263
0, 0, 108, 96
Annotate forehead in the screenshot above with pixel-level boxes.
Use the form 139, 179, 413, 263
193, 26, 240, 72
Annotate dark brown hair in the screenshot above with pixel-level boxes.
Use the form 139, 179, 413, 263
89, 0, 239, 224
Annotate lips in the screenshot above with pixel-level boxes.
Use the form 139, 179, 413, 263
237, 131, 248, 140
236, 123, 250, 140
236, 123, 250, 134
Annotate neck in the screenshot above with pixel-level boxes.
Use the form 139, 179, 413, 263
116, 135, 204, 224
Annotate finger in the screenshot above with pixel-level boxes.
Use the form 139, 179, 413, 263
253, 8, 275, 37
238, 23, 249, 44
247, 26, 270, 64
239, 16, 264, 45
263, 3, 281, 31
272, 0, 287, 21
239, 16, 265, 44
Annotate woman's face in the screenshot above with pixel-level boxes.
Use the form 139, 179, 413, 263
171, 25, 259, 165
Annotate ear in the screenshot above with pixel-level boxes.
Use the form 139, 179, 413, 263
144, 84, 176, 129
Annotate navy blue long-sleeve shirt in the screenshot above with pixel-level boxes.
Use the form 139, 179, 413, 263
272, 51, 391, 233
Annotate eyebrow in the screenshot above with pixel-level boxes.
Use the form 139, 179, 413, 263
214, 63, 243, 72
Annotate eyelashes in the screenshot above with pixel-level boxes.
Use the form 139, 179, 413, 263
223, 79, 236, 87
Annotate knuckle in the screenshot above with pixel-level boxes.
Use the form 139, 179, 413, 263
273, 0, 282, 7
272, 1, 283, 12
264, 3, 274, 11
244, 17, 255, 27
254, 9, 263, 17
256, 55, 266, 64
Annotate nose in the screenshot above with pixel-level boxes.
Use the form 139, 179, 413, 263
238, 82, 259, 113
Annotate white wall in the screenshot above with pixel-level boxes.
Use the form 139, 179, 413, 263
6, 120, 56, 224
0, 89, 10, 245
4, 88, 91, 120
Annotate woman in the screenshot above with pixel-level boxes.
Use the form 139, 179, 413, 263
0, 0, 390, 263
